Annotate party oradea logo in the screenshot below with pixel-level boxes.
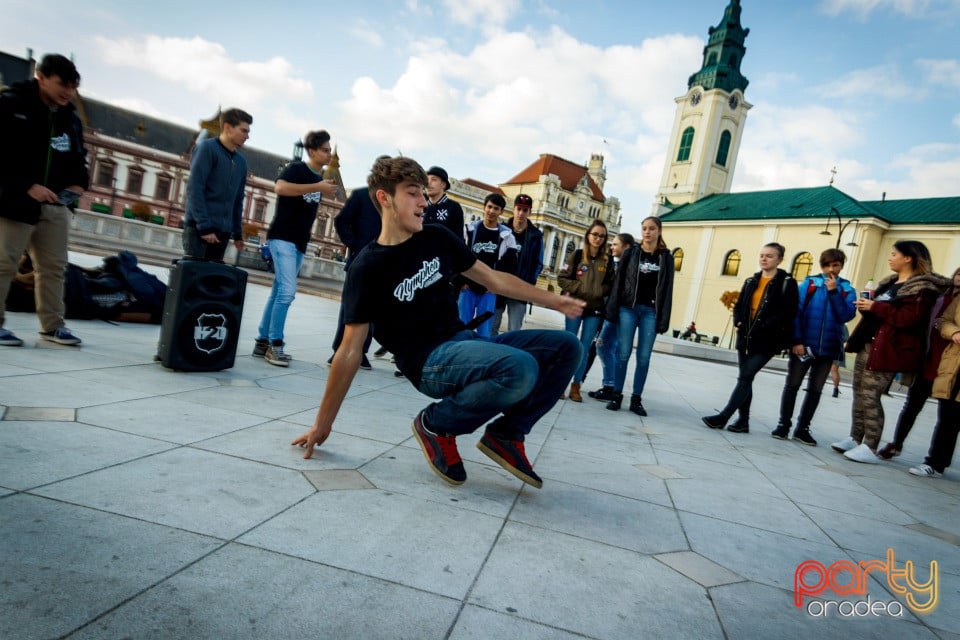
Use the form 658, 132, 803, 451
794, 548, 938, 617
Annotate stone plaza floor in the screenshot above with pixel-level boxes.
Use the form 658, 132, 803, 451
1, 257, 959, 639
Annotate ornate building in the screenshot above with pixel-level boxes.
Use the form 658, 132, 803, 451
73, 98, 347, 259
655, 0, 750, 212
448, 153, 620, 286
654, 1, 960, 344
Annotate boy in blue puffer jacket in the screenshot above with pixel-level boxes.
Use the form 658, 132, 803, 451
773, 248, 857, 445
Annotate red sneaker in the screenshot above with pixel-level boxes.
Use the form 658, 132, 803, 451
477, 430, 543, 489
411, 411, 466, 485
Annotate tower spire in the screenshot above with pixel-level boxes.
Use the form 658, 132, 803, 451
687, 0, 750, 93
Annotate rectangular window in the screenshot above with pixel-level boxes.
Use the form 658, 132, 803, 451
96, 163, 115, 188
254, 200, 266, 223
126, 170, 143, 195
155, 176, 171, 201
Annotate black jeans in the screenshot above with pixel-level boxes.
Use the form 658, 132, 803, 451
720, 349, 776, 420
779, 355, 834, 430
925, 399, 960, 473
182, 226, 230, 261
891, 377, 934, 447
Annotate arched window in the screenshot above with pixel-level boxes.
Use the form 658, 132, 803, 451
722, 250, 741, 276
677, 127, 695, 162
792, 252, 814, 280
673, 248, 684, 273
707, 52, 718, 66
715, 130, 732, 167
728, 53, 738, 66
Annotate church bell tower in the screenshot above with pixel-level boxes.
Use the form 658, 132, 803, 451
654, 0, 751, 213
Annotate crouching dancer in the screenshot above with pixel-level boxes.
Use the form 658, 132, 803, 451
292, 156, 584, 488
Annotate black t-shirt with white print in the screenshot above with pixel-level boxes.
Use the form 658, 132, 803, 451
464, 224, 501, 294
342, 225, 477, 385
635, 249, 661, 307
268, 161, 323, 253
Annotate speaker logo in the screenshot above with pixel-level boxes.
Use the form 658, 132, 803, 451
194, 313, 228, 354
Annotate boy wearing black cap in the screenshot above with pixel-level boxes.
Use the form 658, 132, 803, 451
492, 193, 544, 334
423, 165, 465, 240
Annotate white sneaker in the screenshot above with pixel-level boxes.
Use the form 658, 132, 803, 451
843, 443, 879, 464
831, 436, 858, 453
909, 464, 941, 478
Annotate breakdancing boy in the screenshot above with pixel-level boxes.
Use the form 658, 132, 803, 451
293, 156, 584, 488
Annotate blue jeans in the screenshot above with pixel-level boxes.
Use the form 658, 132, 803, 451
615, 304, 657, 396
597, 320, 619, 387
458, 289, 496, 337
257, 239, 304, 343
564, 314, 601, 384
491, 299, 527, 336
418, 329, 582, 440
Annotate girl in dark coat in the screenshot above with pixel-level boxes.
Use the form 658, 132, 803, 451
702, 243, 799, 433
833, 240, 949, 463
604, 217, 674, 415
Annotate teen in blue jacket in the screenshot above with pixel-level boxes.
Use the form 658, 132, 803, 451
772, 248, 857, 445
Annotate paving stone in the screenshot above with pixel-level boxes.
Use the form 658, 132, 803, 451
655, 550, 745, 587
0, 494, 220, 640
302, 468, 376, 490
65, 544, 460, 640
1, 406, 76, 421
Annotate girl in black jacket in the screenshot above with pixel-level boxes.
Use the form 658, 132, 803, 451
604, 216, 674, 415
703, 243, 799, 433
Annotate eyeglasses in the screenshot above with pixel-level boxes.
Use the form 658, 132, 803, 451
589, 233, 607, 239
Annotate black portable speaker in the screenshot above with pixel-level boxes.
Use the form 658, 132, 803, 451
158, 260, 247, 371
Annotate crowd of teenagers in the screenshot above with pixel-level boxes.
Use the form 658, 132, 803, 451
294, 148, 960, 486
6, 57, 956, 490
698, 240, 960, 481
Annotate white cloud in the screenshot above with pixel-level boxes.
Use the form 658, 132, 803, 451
954, 113, 960, 129
347, 21, 385, 49
733, 103, 866, 193
441, 0, 521, 27
819, 0, 934, 19
814, 65, 917, 100
334, 27, 701, 225
917, 58, 960, 89
93, 35, 313, 107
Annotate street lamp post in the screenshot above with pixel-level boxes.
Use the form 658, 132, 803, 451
819, 207, 860, 249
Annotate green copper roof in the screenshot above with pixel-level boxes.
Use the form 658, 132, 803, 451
688, 0, 750, 94
862, 197, 960, 224
659, 187, 960, 225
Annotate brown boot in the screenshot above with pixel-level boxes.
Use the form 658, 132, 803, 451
568, 382, 582, 402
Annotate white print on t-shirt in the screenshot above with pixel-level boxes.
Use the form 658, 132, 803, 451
393, 258, 442, 302
50, 133, 71, 152
434, 207, 451, 221
472, 240, 498, 255
302, 192, 323, 204
639, 260, 661, 274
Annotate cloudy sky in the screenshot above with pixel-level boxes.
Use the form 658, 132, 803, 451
2, 0, 958, 231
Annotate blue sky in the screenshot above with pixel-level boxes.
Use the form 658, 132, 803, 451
2, 0, 958, 231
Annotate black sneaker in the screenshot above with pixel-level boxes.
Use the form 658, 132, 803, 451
702, 414, 726, 429
253, 338, 269, 357
39, 327, 81, 346
360, 355, 372, 370
629, 395, 647, 417
477, 430, 543, 489
727, 417, 750, 434
373, 346, 389, 358
771, 424, 790, 440
588, 386, 615, 401
411, 411, 466, 485
793, 429, 818, 446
